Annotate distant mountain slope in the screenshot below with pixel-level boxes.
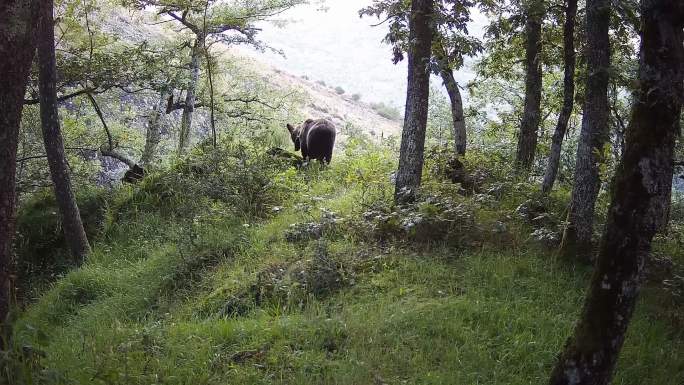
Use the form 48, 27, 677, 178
227, 50, 403, 144
103, 8, 403, 148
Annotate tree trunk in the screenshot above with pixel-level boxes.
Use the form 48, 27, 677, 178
515, 0, 544, 170
548, 1, 683, 383
141, 91, 167, 166
439, 65, 467, 156
559, 0, 611, 263
541, 0, 577, 194
0, 0, 40, 325
178, 35, 203, 155
394, 0, 434, 203
205, 51, 217, 148
38, 0, 91, 261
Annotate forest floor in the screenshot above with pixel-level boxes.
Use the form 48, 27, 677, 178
6, 142, 684, 385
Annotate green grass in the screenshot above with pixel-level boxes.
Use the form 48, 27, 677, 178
4, 145, 684, 385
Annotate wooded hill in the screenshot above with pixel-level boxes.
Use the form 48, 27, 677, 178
0, 0, 682, 384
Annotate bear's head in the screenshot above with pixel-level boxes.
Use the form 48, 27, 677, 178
286, 119, 315, 152
286, 123, 301, 151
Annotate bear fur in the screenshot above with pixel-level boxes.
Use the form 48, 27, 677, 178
286, 118, 336, 164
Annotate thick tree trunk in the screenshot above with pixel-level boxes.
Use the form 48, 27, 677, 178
0, 0, 40, 325
178, 35, 203, 155
515, 0, 544, 170
439, 66, 467, 156
394, 0, 434, 203
141, 91, 167, 166
38, 0, 91, 261
541, 0, 577, 194
559, 0, 611, 263
548, 1, 683, 383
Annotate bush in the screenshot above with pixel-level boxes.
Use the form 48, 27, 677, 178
370, 102, 402, 121
351, 93, 361, 101
114, 143, 302, 221
351, 194, 478, 247
334, 86, 345, 95
316, 80, 327, 87
219, 242, 348, 317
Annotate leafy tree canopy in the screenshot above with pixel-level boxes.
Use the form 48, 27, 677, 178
359, 0, 483, 73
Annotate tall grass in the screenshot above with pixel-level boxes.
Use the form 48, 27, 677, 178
4, 143, 683, 385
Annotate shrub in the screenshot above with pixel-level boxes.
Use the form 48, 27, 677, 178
114, 143, 302, 221
316, 80, 327, 87
334, 86, 345, 95
351, 194, 478, 247
370, 102, 402, 121
351, 93, 361, 101
219, 242, 348, 317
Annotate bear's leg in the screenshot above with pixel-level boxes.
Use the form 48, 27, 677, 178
324, 147, 333, 164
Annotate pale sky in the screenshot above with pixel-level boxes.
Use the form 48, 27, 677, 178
236, 0, 488, 107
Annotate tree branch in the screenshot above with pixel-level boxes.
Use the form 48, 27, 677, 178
100, 147, 137, 169
85, 93, 139, 168
165, 95, 206, 113
24, 87, 96, 105
166, 11, 200, 34
86, 93, 113, 150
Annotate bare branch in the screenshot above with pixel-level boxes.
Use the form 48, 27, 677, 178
166, 11, 200, 34
100, 147, 138, 169
24, 87, 96, 105
86, 93, 113, 150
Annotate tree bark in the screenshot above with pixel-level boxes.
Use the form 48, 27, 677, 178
515, 0, 544, 171
205, 50, 217, 148
141, 91, 168, 166
548, 1, 683, 383
559, 0, 611, 263
38, 0, 91, 261
178, 35, 203, 155
541, 0, 577, 194
439, 65, 467, 156
394, 0, 434, 203
0, 0, 40, 325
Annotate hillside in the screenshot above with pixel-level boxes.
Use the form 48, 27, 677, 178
6, 140, 684, 384
227, 51, 403, 143
3, 2, 684, 385
106, 8, 403, 147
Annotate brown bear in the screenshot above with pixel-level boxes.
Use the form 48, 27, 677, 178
286, 118, 336, 164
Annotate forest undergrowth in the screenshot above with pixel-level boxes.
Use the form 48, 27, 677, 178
3, 139, 683, 385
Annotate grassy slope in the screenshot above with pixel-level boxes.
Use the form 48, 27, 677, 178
6, 144, 684, 385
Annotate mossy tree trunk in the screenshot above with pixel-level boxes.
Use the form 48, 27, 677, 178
438, 63, 467, 156
178, 35, 203, 155
559, 0, 611, 263
548, 1, 683, 383
38, 0, 91, 261
515, 0, 544, 171
141, 90, 168, 167
394, 0, 434, 203
0, 0, 40, 325
541, 0, 577, 194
